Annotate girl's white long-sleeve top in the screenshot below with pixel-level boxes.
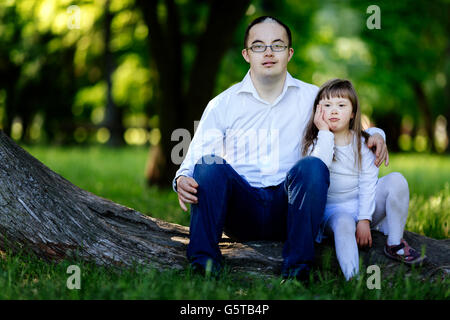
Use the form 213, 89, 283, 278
311, 130, 380, 222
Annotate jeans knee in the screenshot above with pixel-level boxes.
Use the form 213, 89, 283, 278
287, 156, 330, 187
193, 154, 226, 184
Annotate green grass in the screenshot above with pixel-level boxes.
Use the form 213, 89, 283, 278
379, 154, 450, 240
0, 249, 448, 300
0, 146, 448, 300
379, 153, 450, 198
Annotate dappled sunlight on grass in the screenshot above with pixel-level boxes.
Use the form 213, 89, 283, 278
407, 184, 449, 239
378, 153, 450, 239
379, 153, 450, 198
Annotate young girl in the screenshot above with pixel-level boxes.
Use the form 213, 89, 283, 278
302, 78, 425, 280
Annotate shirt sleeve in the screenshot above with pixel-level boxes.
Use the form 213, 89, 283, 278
309, 130, 335, 168
172, 99, 225, 192
365, 127, 386, 142
357, 143, 379, 221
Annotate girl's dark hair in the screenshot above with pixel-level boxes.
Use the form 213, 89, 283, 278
301, 78, 370, 170
243, 16, 292, 48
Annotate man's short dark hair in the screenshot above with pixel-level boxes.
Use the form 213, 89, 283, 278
243, 16, 292, 49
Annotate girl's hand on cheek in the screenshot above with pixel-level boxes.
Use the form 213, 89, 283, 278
314, 104, 330, 131
327, 118, 336, 132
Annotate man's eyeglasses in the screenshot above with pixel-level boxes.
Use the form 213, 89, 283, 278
246, 44, 289, 53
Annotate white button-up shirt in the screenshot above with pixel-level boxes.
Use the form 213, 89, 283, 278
173, 71, 384, 191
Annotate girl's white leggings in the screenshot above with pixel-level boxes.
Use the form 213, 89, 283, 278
325, 172, 410, 280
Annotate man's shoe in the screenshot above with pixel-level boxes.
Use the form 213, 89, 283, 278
190, 263, 206, 276
282, 264, 311, 283
189, 261, 222, 279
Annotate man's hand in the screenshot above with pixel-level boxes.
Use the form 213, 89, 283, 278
367, 133, 389, 167
356, 219, 372, 248
314, 104, 330, 131
176, 176, 199, 212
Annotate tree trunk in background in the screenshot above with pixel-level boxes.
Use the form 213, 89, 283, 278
371, 111, 402, 152
184, 0, 253, 130
412, 80, 435, 152
103, 0, 124, 147
445, 43, 450, 154
0, 130, 449, 281
0, 63, 21, 139
444, 12, 450, 154
137, 0, 251, 187
137, 0, 184, 187
2, 82, 16, 139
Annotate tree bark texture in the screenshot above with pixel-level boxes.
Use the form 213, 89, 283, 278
0, 130, 448, 281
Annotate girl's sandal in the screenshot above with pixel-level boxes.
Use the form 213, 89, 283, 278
383, 239, 426, 265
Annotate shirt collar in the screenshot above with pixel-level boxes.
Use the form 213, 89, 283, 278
237, 70, 301, 104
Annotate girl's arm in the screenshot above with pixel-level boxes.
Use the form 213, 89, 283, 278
357, 142, 380, 221
309, 130, 335, 168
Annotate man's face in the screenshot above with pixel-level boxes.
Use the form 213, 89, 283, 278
242, 22, 294, 80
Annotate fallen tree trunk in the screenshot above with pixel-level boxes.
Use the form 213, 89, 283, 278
0, 130, 448, 281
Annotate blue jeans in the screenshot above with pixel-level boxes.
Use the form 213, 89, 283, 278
186, 155, 330, 277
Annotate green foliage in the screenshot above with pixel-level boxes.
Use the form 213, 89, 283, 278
0, 0, 153, 144
2, 0, 448, 151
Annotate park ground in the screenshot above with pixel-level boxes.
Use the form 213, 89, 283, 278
0, 146, 448, 299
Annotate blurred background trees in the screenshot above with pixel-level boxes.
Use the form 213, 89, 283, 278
0, 0, 448, 187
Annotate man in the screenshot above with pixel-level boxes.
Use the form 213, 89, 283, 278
173, 16, 389, 280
